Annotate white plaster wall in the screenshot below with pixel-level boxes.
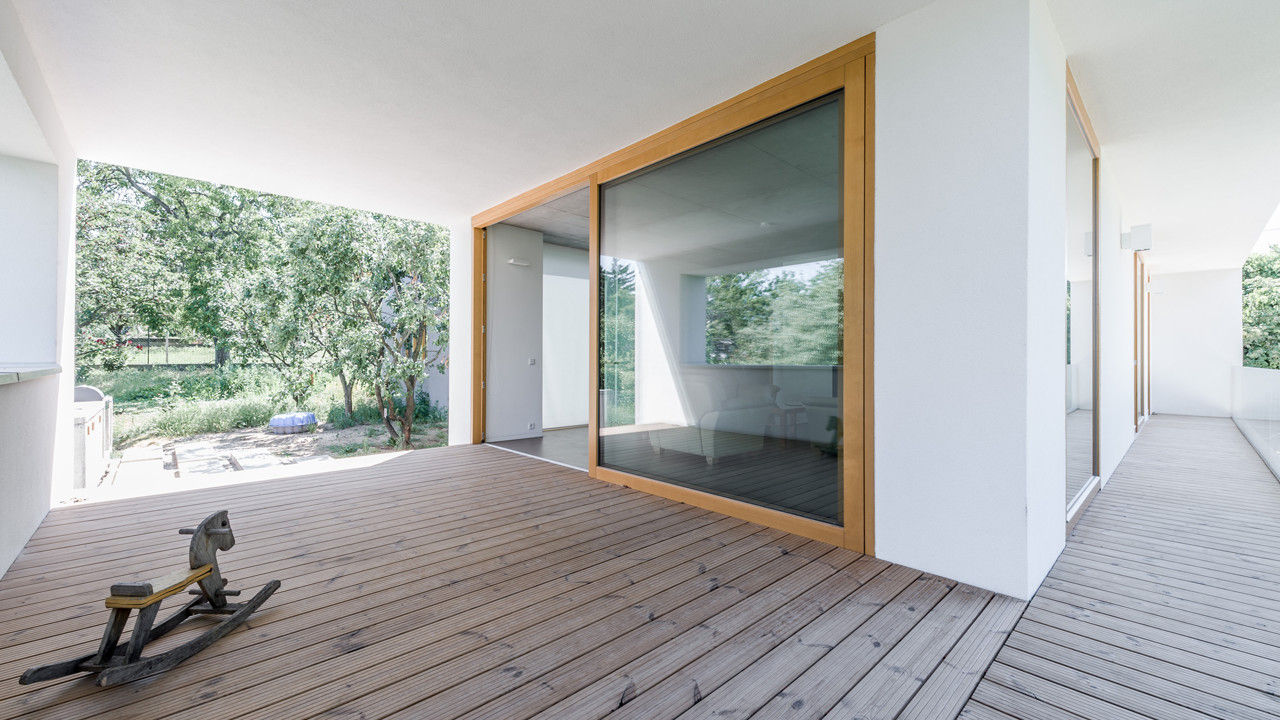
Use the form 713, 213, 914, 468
484, 223, 544, 441
0, 154, 58, 362
542, 244, 588, 428
1023, 0, 1069, 595
0, 7, 74, 574
0, 375, 57, 572
1150, 268, 1242, 417
876, 0, 1066, 600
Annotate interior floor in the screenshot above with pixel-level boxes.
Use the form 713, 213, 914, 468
491, 427, 589, 470
600, 429, 840, 524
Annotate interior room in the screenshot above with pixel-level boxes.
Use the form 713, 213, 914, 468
485, 189, 591, 469
597, 93, 845, 524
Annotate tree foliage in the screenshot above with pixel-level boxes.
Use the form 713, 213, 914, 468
705, 260, 844, 366
76, 161, 450, 446
1244, 245, 1280, 369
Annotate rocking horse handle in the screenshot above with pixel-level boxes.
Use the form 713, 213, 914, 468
179, 528, 231, 535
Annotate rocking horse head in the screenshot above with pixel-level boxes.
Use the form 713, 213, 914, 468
180, 510, 236, 569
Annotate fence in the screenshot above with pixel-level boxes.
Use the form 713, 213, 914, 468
124, 338, 216, 366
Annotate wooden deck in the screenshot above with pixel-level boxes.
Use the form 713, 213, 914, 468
7, 414, 1280, 719
0, 444, 1018, 720
964, 414, 1280, 720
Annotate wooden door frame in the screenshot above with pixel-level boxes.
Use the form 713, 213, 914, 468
471, 33, 876, 554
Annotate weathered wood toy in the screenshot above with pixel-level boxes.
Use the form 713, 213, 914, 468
20, 510, 280, 687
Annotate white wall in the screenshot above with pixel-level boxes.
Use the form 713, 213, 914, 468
1150, 268, 1242, 417
0, 6, 76, 575
0, 375, 58, 572
0, 154, 58, 363
876, 0, 1066, 600
485, 223, 544, 441
542, 244, 588, 428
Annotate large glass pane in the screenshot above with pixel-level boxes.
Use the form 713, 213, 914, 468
598, 93, 843, 524
1066, 102, 1096, 506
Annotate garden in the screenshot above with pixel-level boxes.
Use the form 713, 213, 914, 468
75, 160, 450, 469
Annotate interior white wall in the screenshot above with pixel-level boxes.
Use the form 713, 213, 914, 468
542, 244, 588, 428
1150, 268, 1242, 417
876, 0, 1066, 600
485, 223, 544, 441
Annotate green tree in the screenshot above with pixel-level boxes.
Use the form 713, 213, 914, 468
1244, 245, 1280, 369
705, 270, 776, 363
75, 162, 175, 342
600, 258, 637, 424
96, 162, 291, 366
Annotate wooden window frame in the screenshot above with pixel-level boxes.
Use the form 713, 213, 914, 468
470, 34, 876, 554
1066, 65, 1102, 526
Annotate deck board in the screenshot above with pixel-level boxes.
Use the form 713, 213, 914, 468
963, 414, 1280, 719
0, 444, 1013, 720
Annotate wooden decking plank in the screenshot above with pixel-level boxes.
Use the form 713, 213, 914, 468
532, 555, 892, 720
193, 524, 792, 720
379, 545, 855, 720
674, 572, 953, 720
0, 501, 716, 712
1009, 619, 1280, 719
444, 548, 868, 720
19, 515, 758, 720
821, 583, 994, 720
604, 564, 923, 720
897, 594, 1026, 720
981, 661, 1151, 720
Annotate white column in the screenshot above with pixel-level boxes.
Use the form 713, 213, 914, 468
875, 0, 1067, 599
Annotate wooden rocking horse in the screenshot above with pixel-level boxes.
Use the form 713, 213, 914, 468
20, 510, 280, 687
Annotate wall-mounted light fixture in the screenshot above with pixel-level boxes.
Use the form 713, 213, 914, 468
507, 258, 531, 267
1121, 224, 1153, 252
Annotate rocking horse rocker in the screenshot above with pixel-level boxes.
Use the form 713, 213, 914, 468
20, 510, 280, 687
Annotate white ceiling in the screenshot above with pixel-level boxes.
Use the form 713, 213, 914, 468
6, 1, 1279, 273
1046, 0, 1280, 273
7, 0, 927, 225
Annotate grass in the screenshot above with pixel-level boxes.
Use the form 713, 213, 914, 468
125, 345, 216, 366
82, 365, 446, 448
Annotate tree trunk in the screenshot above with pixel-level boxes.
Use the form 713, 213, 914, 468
214, 342, 231, 367
337, 370, 355, 418
375, 383, 399, 442
400, 377, 417, 447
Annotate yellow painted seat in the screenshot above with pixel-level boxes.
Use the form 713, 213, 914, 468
105, 564, 213, 609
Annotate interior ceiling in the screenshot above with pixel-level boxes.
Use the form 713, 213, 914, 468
503, 187, 589, 248
6, 0, 927, 226
7, 1, 1277, 274
1046, 0, 1280, 274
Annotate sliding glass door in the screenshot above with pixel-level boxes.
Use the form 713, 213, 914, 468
1066, 96, 1099, 509
597, 94, 845, 524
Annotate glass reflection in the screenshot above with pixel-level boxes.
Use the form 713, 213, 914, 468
598, 94, 843, 524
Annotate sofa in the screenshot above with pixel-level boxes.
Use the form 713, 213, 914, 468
649, 379, 778, 464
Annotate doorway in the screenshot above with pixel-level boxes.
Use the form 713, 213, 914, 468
482, 189, 591, 470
